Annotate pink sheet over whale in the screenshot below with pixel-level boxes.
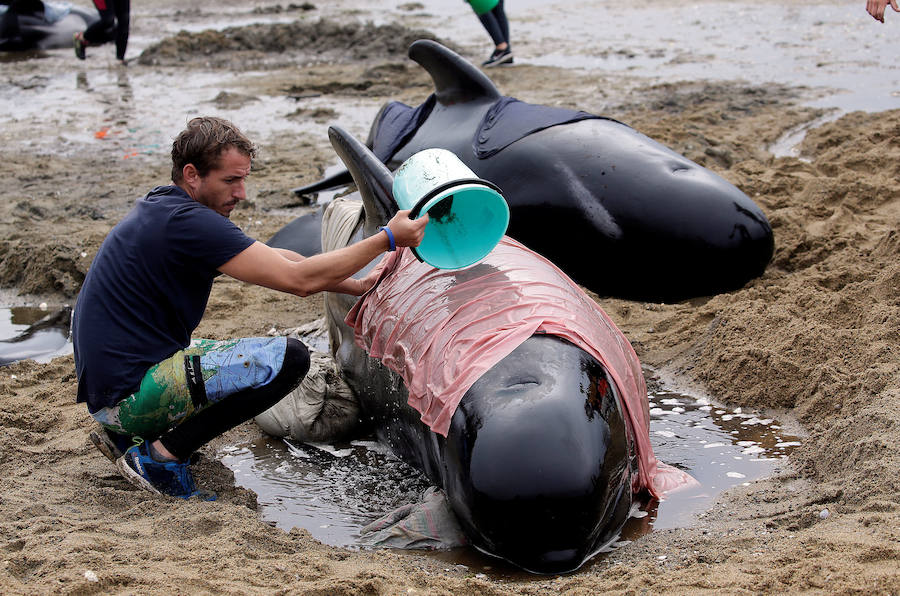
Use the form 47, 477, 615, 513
345, 237, 695, 498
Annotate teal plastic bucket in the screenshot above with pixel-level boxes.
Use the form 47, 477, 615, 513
393, 148, 509, 270
468, 0, 499, 15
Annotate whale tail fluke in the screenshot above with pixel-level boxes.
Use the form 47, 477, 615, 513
326, 126, 398, 235
408, 39, 501, 106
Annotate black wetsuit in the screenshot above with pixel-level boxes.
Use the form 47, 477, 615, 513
478, 0, 510, 47
83, 0, 128, 59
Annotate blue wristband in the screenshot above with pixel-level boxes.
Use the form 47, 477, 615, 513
379, 226, 396, 251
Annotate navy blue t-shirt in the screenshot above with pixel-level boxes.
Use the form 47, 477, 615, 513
73, 185, 255, 413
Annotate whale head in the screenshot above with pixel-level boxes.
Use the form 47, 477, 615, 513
441, 335, 634, 573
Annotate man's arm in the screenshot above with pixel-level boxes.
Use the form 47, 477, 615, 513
272, 247, 362, 293
219, 210, 427, 297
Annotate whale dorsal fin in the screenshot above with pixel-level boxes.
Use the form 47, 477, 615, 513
327, 126, 397, 237
409, 39, 501, 106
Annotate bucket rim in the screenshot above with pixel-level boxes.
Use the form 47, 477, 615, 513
408, 178, 504, 219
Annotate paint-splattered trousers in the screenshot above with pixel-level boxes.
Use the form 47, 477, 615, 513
91, 336, 309, 460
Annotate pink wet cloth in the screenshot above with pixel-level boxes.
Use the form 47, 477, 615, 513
345, 237, 695, 499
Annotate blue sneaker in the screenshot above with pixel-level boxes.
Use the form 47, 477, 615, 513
116, 441, 216, 500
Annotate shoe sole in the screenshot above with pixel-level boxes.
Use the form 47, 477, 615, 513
115, 455, 162, 495
89, 430, 124, 463
484, 55, 514, 68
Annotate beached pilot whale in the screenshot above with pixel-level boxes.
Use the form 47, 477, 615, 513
285, 39, 774, 303
267, 126, 693, 573
0, 0, 98, 52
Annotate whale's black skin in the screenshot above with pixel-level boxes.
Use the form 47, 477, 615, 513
0, 1, 98, 52
287, 40, 774, 303
265, 204, 324, 256
0, 306, 72, 366
281, 126, 637, 574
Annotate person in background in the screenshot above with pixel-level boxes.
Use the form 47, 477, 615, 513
470, 0, 513, 67
74, 116, 428, 500
867, 0, 899, 21
73, 0, 129, 61
0, 0, 44, 50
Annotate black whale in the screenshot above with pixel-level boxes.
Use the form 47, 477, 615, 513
271, 126, 661, 573
286, 40, 774, 303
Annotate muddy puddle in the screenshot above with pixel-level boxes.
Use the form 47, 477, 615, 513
2, 0, 897, 167
218, 369, 802, 575
0, 66, 381, 161
0, 303, 73, 366
332, 0, 899, 114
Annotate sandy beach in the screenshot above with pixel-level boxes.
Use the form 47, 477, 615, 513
1, 0, 899, 592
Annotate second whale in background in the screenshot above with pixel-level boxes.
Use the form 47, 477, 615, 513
284, 39, 774, 303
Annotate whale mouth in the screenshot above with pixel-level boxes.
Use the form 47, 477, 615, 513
463, 464, 632, 574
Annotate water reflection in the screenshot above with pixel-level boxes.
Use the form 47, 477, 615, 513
0, 304, 73, 365
636, 371, 801, 532
219, 437, 430, 547
116, 66, 133, 106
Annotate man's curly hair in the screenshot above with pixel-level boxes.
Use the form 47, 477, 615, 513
171, 116, 257, 183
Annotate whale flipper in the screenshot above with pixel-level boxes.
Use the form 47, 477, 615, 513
266, 206, 324, 255
326, 126, 397, 237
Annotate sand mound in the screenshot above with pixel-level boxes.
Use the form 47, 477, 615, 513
137, 19, 449, 68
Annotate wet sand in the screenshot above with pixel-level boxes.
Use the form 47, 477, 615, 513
1, 0, 899, 593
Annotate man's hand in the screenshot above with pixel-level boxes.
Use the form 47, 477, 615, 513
355, 266, 383, 295
868, 0, 899, 22
385, 210, 429, 248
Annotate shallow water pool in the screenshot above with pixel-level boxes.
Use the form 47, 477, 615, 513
0, 304, 73, 365
218, 368, 802, 573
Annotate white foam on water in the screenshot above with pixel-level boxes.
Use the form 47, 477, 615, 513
704, 442, 728, 449
643, 370, 803, 531
741, 417, 774, 425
